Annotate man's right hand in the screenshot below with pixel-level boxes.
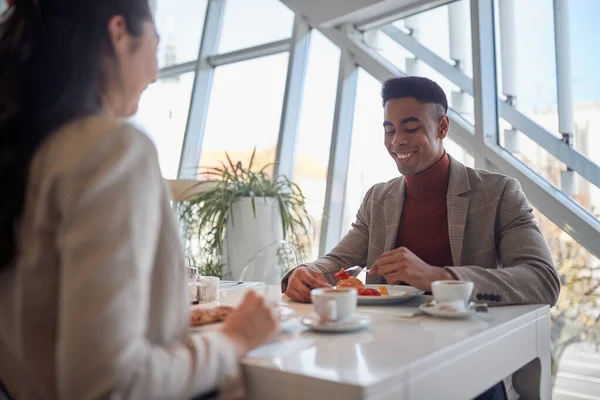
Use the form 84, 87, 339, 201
285, 266, 331, 303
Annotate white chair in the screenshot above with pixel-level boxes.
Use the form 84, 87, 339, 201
239, 240, 301, 285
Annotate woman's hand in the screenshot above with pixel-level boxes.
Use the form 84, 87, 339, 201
220, 291, 280, 356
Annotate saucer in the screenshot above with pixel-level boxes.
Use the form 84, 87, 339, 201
419, 301, 476, 319
301, 314, 371, 333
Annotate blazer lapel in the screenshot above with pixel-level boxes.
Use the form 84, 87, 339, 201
384, 178, 405, 253
446, 157, 471, 266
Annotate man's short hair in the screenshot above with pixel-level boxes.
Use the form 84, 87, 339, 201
381, 76, 448, 116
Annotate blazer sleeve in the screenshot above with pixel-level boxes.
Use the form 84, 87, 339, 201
55, 125, 241, 400
281, 185, 375, 291
446, 178, 561, 306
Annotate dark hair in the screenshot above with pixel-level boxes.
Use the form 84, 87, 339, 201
0, 0, 152, 269
381, 76, 448, 115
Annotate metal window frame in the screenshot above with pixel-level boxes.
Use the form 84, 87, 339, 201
177, 0, 225, 179
158, 61, 197, 80
355, 0, 453, 32
379, 24, 600, 190
274, 16, 311, 180
207, 39, 292, 67
319, 48, 359, 256
470, 0, 499, 154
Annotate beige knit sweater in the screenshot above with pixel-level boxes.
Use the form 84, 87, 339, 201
0, 116, 241, 399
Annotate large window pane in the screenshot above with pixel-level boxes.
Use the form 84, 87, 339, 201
343, 70, 399, 232
494, 0, 557, 130
197, 53, 289, 172
218, 0, 294, 53
293, 32, 340, 261
533, 208, 600, 398
132, 72, 195, 179
154, 0, 207, 68
372, 1, 474, 122
494, 0, 600, 220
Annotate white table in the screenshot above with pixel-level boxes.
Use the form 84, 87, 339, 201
215, 284, 551, 400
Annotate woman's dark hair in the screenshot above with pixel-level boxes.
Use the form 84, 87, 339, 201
0, 0, 152, 269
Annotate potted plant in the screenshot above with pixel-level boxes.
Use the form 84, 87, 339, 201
177, 149, 314, 279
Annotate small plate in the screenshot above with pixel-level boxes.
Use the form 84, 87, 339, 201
356, 285, 424, 305
419, 301, 476, 319
301, 314, 370, 333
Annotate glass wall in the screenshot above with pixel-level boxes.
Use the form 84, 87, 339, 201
154, 0, 208, 68
218, 0, 294, 53
494, 0, 600, 220
133, 72, 195, 178
197, 53, 289, 174
293, 31, 340, 261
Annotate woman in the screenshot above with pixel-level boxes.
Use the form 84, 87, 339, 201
0, 0, 279, 399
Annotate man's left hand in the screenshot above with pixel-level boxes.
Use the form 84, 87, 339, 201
369, 247, 455, 291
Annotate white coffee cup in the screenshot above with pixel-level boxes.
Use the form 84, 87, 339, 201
431, 280, 474, 309
311, 288, 357, 322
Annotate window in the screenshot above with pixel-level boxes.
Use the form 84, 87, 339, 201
293, 32, 340, 261
218, 0, 294, 53
372, 1, 474, 122
343, 69, 399, 232
132, 72, 195, 179
154, 0, 208, 68
198, 53, 289, 172
533, 208, 600, 399
494, 0, 600, 220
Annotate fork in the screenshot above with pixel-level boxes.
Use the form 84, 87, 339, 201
345, 265, 370, 275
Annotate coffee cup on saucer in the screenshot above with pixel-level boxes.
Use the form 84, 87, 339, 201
311, 288, 357, 323
431, 280, 474, 311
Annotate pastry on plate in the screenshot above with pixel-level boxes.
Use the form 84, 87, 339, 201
190, 305, 234, 326
334, 268, 365, 289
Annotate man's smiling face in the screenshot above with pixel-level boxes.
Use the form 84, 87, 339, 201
383, 97, 449, 176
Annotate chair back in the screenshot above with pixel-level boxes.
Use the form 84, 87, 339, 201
239, 240, 301, 285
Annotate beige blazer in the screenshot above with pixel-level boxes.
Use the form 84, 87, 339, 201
0, 117, 242, 399
284, 156, 560, 306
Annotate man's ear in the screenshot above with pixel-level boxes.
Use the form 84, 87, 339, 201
438, 115, 450, 139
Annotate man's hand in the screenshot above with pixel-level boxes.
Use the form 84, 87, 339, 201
285, 266, 331, 303
369, 247, 455, 291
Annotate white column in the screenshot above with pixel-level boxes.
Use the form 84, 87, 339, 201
448, 0, 473, 117
449, 0, 471, 75
498, 0, 520, 153
554, 0, 577, 195
404, 15, 423, 76
499, 0, 518, 102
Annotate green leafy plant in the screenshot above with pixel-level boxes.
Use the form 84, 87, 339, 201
177, 149, 314, 277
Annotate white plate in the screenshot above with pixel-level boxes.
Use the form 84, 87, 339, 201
355, 285, 424, 305
419, 301, 476, 319
301, 314, 371, 333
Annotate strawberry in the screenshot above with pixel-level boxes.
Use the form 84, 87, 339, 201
334, 268, 350, 280
357, 288, 381, 296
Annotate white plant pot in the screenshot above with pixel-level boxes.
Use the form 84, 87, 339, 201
222, 197, 284, 280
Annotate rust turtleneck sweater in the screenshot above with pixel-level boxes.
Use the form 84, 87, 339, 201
395, 151, 454, 268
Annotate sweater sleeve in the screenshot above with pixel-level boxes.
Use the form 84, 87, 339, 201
54, 123, 241, 399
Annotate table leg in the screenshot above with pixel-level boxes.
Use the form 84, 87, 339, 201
512, 310, 552, 399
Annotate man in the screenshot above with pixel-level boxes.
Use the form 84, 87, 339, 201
282, 76, 560, 399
